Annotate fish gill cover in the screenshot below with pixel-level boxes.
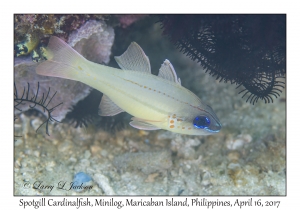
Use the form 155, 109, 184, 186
158, 14, 286, 104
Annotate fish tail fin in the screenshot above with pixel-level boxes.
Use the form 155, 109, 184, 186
36, 36, 87, 81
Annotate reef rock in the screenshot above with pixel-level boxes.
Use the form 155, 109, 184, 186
14, 20, 115, 122
14, 58, 91, 122
68, 20, 115, 64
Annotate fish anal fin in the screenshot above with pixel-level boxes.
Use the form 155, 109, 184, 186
114, 42, 151, 73
98, 95, 124, 116
158, 59, 181, 85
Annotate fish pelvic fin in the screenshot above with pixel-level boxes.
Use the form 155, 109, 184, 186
129, 117, 162, 130
129, 120, 161, 131
36, 36, 88, 81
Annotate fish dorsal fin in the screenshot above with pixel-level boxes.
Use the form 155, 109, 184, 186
98, 95, 124, 116
114, 42, 151, 73
158, 59, 181, 85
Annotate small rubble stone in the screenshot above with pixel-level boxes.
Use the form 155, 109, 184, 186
94, 173, 115, 195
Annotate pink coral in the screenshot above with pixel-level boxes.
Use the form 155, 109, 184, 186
116, 15, 148, 28
14, 19, 115, 121
14, 59, 91, 122
68, 20, 114, 64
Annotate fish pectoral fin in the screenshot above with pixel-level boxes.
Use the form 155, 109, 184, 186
98, 95, 124, 116
129, 119, 161, 130
114, 42, 151, 73
158, 59, 181, 85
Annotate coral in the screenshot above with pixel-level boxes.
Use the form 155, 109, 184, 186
116, 15, 148, 28
14, 18, 115, 124
158, 15, 286, 104
14, 59, 91, 122
14, 15, 108, 58
14, 15, 58, 57
68, 20, 115, 64
15, 33, 40, 57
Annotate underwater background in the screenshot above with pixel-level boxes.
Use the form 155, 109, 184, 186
14, 14, 286, 195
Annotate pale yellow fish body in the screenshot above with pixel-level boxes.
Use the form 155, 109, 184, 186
36, 36, 221, 135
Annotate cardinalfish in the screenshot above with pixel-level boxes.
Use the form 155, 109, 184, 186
36, 36, 221, 135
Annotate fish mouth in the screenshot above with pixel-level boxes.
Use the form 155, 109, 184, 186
216, 121, 222, 130
205, 121, 222, 133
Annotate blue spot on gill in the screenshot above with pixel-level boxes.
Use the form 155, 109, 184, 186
193, 116, 210, 129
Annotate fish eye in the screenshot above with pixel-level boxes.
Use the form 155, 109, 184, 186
193, 116, 210, 129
